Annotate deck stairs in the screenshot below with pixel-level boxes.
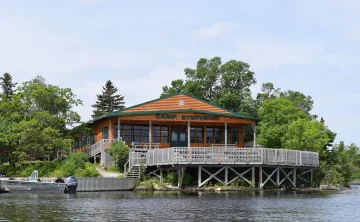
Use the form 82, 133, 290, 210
124, 150, 147, 179
84, 139, 117, 166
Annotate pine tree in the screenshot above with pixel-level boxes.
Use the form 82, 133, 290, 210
0, 73, 17, 98
91, 80, 125, 118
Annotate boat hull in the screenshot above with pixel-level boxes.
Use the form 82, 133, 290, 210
0, 180, 66, 193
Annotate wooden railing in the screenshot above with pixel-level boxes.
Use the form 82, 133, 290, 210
145, 147, 319, 168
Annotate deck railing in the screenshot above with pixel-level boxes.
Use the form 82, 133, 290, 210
146, 147, 319, 168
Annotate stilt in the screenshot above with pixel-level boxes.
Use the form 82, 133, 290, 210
293, 168, 297, 187
311, 169, 313, 184
198, 166, 202, 188
178, 167, 185, 188
276, 167, 280, 188
160, 168, 164, 183
252, 167, 255, 187
225, 166, 228, 185
259, 167, 263, 189
94, 155, 96, 164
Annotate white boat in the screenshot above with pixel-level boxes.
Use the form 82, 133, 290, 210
0, 171, 77, 194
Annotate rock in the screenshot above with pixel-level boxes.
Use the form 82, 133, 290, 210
215, 187, 222, 191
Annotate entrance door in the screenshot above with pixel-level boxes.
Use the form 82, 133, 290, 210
170, 131, 188, 147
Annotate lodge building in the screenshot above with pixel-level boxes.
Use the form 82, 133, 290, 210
73, 92, 319, 189
74, 92, 260, 150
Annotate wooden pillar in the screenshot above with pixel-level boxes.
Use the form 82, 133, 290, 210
224, 122, 227, 148
109, 119, 113, 140
293, 168, 297, 188
149, 120, 152, 148
187, 121, 190, 148
253, 123, 256, 148
239, 125, 244, 147
117, 118, 121, 142
198, 166, 202, 188
225, 166, 228, 185
276, 167, 280, 188
310, 169, 313, 184
252, 167, 255, 186
160, 168, 164, 183
259, 167, 263, 189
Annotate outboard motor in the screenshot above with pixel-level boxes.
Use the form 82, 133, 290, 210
64, 176, 78, 194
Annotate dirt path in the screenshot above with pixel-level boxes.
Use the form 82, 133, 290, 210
96, 168, 122, 178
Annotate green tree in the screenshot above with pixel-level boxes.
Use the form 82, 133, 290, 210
108, 142, 130, 172
0, 76, 83, 166
0, 72, 17, 98
92, 80, 125, 118
160, 79, 186, 98
257, 97, 308, 148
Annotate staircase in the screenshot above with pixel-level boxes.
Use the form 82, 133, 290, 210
85, 139, 117, 166
124, 151, 147, 179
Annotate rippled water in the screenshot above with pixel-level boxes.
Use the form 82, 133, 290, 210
1, 186, 359, 221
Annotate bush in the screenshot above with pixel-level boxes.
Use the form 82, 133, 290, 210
165, 172, 192, 186
108, 142, 130, 172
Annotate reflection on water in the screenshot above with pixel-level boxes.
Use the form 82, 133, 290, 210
1, 187, 359, 221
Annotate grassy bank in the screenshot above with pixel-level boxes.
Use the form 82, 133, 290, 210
1, 153, 100, 178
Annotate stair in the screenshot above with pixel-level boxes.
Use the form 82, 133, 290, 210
124, 151, 147, 179
126, 166, 141, 179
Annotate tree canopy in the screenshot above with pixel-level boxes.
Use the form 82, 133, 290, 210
0, 76, 83, 166
0, 72, 17, 98
91, 80, 125, 119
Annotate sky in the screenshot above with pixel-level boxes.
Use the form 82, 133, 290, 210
0, 0, 359, 145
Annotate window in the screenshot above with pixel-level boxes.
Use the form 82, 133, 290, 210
206, 127, 214, 143
113, 125, 123, 139
214, 127, 223, 143
102, 127, 109, 139
231, 127, 239, 144
179, 100, 185, 105
123, 124, 132, 142
152, 125, 169, 143
190, 127, 203, 143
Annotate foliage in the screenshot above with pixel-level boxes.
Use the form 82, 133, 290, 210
91, 80, 125, 118
0, 72, 17, 98
1, 152, 100, 178
160, 57, 257, 116
0, 76, 82, 167
108, 142, 130, 172
165, 172, 191, 186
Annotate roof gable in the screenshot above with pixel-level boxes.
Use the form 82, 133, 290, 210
123, 93, 231, 114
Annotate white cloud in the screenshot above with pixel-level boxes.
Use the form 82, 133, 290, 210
195, 22, 236, 39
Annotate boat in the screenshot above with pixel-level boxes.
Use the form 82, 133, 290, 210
0, 170, 78, 194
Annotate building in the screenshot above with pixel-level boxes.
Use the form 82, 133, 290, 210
77, 92, 260, 150
74, 92, 319, 189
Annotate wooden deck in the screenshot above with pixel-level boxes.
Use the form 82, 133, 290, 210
145, 147, 319, 168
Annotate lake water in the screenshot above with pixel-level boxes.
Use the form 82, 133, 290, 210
1, 186, 359, 221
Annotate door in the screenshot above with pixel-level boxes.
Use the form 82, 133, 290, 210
170, 131, 188, 147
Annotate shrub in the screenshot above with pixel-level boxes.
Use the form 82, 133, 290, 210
108, 142, 130, 172
165, 172, 192, 186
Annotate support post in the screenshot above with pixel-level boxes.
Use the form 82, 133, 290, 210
117, 118, 120, 142
149, 120, 152, 149
225, 122, 227, 148
293, 168, 297, 187
253, 124, 257, 148
310, 169, 313, 184
252, 167, 255, 186
160, 168, 164, 183
94, 155, 96, 164
198, 166, 202, 188
259, 167, 263, 188
187, 121, 190, 149
276, 167, 280, 188
225, 166, 228, 185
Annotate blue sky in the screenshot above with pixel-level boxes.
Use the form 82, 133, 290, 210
1, 0, 359, 145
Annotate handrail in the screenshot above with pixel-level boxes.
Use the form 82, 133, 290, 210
146, 147, 319, 168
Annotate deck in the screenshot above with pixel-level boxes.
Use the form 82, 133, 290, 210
145, 147, 319, 168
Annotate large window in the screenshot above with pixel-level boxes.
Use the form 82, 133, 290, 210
190, 127, 203, 143
206, 127, 214, 143
214, 127, 223, 143
113, 125, 123, 139
152, 125, 168, 143
102, 127, 109, 139
123, 124, 132, 142
231, 127, 239, 144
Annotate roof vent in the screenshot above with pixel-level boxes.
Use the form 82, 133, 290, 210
179, 100, 185, 105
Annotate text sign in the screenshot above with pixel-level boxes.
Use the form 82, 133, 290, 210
155, 114, 219, 121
